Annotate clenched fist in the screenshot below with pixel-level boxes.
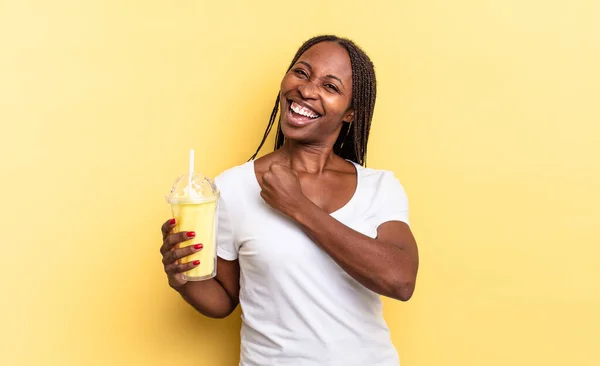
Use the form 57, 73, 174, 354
259, 163, 310, 218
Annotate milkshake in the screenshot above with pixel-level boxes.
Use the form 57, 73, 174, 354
166, 150, 219, 281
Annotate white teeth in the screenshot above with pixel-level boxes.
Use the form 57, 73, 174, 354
290, 102, 319, 118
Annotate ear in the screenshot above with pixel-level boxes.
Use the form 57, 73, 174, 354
342, 109, 355, 124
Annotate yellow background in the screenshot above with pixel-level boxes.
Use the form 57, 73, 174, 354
1, 0, 599, 365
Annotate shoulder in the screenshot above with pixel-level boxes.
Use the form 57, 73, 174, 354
356, 164, 403, 191
355, 165, 410, 224
215, 161, 254, 191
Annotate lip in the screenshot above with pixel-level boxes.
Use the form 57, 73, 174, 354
284, 99, 322, 127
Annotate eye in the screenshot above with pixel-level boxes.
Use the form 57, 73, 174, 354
294, 69, 309, 78
325, 83, 339, 93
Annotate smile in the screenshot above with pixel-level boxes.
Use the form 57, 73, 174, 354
289, 101, 321, 119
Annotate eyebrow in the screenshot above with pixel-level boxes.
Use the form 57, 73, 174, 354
297, 61, 345, 88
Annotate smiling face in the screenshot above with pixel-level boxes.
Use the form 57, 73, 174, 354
279, 41, 355, 146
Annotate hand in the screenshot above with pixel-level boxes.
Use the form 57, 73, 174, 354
159, 218, 203, 289
260, 163, 310, 218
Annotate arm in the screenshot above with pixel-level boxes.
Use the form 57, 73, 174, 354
291, 202, 418, 301
260, 164, 419, 301
174, 257, 240, 318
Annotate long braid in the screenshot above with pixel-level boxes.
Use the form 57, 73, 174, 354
249, 94, 280, 160
250, 35, 377, 166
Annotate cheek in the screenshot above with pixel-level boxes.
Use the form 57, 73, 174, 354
280, 73, 295, 93
324, 95, 350, 117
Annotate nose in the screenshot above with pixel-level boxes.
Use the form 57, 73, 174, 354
297, 80, 318, 100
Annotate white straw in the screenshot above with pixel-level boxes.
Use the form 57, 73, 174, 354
188, 149, 195, 193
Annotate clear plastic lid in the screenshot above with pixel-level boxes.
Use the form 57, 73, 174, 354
165, 172, 219, 204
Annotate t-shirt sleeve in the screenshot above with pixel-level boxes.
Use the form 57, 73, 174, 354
215, 182, 238, 261
374, 172, 410, 228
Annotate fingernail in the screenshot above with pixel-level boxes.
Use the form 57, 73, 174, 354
186, 232, 196, 238
193, 260, 200, 265
194, 244, 203, 250
169, 218, 176, 225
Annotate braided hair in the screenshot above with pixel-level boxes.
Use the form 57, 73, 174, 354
249, 35, 377, 166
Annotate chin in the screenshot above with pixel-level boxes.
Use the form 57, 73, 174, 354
279, 121, 312, 142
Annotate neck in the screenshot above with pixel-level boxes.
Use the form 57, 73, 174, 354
280, 140, 337, 174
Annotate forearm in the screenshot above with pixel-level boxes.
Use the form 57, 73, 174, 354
292, 202, 416, 300
174, 279, 237, 318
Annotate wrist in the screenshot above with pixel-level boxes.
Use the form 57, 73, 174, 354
290, 198, 319, 224
169, 278, 188, 292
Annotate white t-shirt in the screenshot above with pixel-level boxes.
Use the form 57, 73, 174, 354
215, 160, 410, 366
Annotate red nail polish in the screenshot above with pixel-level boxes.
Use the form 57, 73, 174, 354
169, 218, 176, 225
193, 260, 200, 265
186, 232, 196, 238
194, 244, 203, 250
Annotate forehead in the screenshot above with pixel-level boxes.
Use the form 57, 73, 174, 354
296, 42, 352, 82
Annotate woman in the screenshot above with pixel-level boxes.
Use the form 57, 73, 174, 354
160, 35, 419, 366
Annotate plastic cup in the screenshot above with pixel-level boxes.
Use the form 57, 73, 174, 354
166, 172, 219, 281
